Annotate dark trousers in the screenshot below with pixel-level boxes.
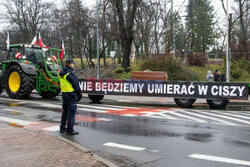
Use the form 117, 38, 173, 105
60, 92, 77, 132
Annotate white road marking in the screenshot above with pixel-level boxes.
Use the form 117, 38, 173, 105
189, 154, 250, 166
117, 100, 133, 102
227, 111, 250, 116
2, 108, 20, 112
40, 103, 61, 108
211, 111, 250, 120
180, 110, 238, 126
78, 108, 108, 113
122, 114, 137, 117
158, 110, 207, 123
98, 118, 112, 121
198, 111, 250, 125
96, 104, 136, 109
103, 142, 146, 151
78, 104, 123, 110
0, 116, 37, 126
0, 97, 23, 102
142, 112, 178, 120
43, 126, 60, 132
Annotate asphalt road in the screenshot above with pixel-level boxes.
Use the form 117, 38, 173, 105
0, 93, 250, 167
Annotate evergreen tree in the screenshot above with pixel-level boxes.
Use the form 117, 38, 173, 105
186, 0, 216, 53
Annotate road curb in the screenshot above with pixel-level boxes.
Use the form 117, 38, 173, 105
54, 135, 119, 167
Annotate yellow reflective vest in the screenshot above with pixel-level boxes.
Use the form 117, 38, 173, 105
58, 73, 75, 92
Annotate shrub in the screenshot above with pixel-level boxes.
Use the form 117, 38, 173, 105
231, 67, 243, 79
187, 53, 208, 66
124, 67, 131, 73
114, 68, 124, 74
140, 54, 200, 81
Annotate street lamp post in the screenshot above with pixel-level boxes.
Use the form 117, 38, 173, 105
226, 0, 230, 82
96, 0, 100, 79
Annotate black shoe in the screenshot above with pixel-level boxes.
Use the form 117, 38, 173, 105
66, 131, 79, 135
60, 129, 66, 133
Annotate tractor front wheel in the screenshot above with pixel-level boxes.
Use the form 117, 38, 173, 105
6, 65, 34, 99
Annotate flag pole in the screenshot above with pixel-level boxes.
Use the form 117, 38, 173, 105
6, 32, 9, 59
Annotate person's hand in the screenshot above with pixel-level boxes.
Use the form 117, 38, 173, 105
77, 93, 82, 102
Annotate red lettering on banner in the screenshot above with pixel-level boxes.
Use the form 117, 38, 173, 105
87, 82, 92, 91
96, 82, 101, 91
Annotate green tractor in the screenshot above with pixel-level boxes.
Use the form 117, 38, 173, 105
0, 44, 63, 99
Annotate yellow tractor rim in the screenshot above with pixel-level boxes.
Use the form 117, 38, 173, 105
8, 72, 21, 93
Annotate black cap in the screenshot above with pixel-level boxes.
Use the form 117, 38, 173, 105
65, 58, 74, 65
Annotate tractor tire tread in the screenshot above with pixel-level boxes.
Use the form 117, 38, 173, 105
6, 65, 34, 99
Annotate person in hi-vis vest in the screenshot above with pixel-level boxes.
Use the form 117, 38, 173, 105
59, 58, 82, 135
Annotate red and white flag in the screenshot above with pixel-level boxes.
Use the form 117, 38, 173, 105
31, 33, 49, 51
15, 52, 21, 59
38, 32, 45, 48
52, 56, 57, 61
60, 40, 65, 60
31, 35, 37, 45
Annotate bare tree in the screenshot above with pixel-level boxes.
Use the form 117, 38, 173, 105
1, 0, 51, 42
111, 0, 142, 69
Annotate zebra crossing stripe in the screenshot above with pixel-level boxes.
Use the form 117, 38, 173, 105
142, 112, 178, 120
157, 110, 207, 123
189, 154, 250, 166
43, 126, 60, 132
179, 110, 238, 126
210, 111, 250, 120
78, 104, 123, 110
0, 116, 37, 126
78, 108, 108, 113
197, 111, 250, 125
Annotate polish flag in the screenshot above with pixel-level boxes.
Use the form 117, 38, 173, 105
38, 32, 45, 48
31, 35, 37, 45
15, 52, 21, 59
52, 56, 57, 61
31, 33, 49, 51
60, 40, 65, 60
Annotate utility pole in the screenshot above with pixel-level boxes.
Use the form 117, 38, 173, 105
226, 0, 230, 82
96, 0, 100, 79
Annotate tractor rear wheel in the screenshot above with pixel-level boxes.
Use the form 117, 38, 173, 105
6, 65, 34, 99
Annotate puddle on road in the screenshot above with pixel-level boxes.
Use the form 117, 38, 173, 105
224, 138, 250, 147
83, 118, 183, 137
185, 133, 212, 142
8, 102, 21, 107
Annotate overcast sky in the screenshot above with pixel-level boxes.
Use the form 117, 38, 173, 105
0, 0, 233, 31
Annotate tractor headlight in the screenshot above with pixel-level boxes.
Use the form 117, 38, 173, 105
47, 57, 52, 61
22, 56, 26, 59
24, 44, 32, 48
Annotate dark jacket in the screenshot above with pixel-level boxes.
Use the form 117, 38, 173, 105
59, 66, 81, 96
214, 72, 222, 82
